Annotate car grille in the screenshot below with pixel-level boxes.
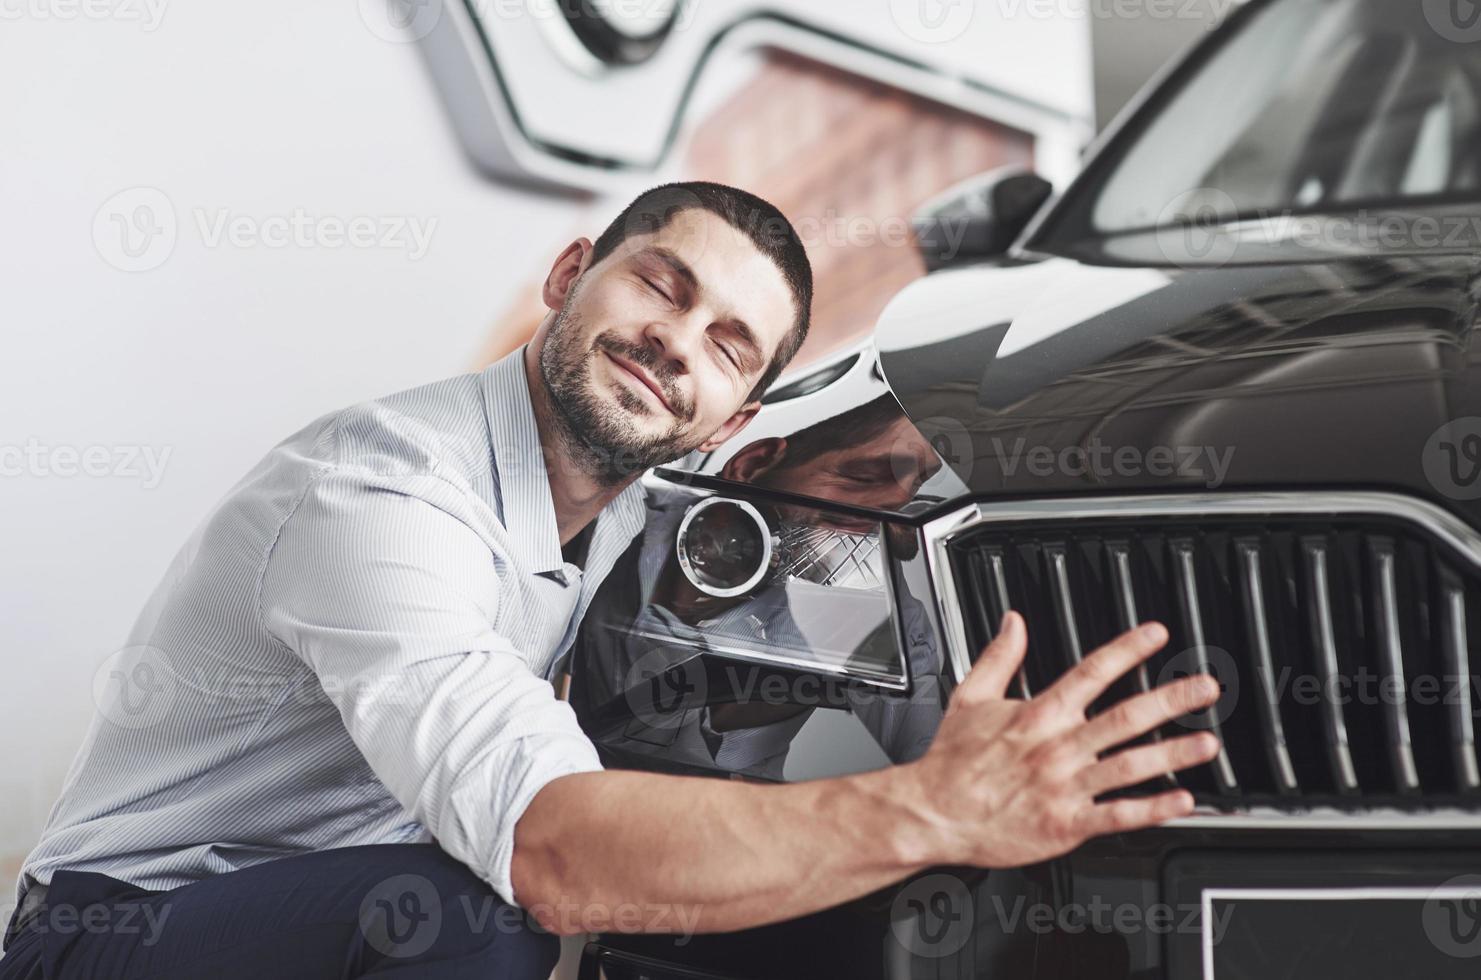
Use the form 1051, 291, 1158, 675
941, 495, 1481, 808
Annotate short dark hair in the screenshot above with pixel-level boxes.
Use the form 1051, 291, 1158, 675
589, 181, 813, 400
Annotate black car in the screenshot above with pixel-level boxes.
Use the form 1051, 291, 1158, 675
567, 1, 1481, 976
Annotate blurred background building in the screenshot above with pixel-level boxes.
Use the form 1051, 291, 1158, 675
0, 0, 1235, 882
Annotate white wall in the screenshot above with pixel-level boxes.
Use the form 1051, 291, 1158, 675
0, 0, 1093, 867
0, 2, 594, 861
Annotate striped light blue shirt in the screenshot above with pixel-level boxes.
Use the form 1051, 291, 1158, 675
18, 348, 646, 907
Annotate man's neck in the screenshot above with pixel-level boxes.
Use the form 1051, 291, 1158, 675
522, 342, 635, 546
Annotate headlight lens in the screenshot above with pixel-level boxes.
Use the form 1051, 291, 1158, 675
675, 497, 774, 598
671, 495, 905, 687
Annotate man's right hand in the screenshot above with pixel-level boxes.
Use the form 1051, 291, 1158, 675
901, 611, 1223, 870
513, 611, 1224, 936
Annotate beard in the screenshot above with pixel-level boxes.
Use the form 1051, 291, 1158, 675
539, 303, 706, 485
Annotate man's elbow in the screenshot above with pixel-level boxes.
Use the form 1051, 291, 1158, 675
510, 841, 589, 937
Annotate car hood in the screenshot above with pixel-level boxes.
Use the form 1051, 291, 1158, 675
669, 252, 1481, 526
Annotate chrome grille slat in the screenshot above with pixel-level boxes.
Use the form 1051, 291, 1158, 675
1442, 581, 1481, 792
1235, 541, 1299, 795
1370, 541, 1421, 793
1107, 543, 1153, 696
1106, 541, 1174, 786
982, 550, 1031, 699
1302, 540, 1361, 795
1171, 540, 1239, 795
1044, 544, 1084, 666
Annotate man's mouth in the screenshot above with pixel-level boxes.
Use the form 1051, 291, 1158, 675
602, 349, 674, 415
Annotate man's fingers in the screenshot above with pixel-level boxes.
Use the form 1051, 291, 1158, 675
1073, 789, 1197, 839
1035, 622, 1169, 716
1081, 732, 1221, 797
957, 611, 1027, 702
1072, 673, 1221, 753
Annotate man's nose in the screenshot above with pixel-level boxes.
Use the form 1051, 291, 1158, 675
641, 316, 704, 374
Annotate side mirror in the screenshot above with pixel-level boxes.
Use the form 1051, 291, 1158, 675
912, 167, 1053, 271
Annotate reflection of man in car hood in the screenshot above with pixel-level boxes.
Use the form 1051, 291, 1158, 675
574, 394, 946, 777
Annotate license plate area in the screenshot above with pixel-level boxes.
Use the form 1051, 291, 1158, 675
1164, 850, 1481, 980
1202, 887, 1481, 979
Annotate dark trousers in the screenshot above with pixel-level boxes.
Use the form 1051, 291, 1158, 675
0, 844, 560, 979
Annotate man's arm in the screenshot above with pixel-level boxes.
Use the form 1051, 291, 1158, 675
512, 613, 1221, 935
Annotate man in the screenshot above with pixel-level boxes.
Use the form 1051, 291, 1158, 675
3, 182, 1221, 979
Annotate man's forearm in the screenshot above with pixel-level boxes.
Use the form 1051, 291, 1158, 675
511, 618, 1224, 937
511, 763, 940, 935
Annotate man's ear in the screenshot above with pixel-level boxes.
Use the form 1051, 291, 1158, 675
543, 238, 594, 312
698, 402, 764, 454
720, 435, 788, 482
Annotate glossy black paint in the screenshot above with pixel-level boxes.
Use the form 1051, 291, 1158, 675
567, 0, 1481, 975
666, 250, 1481, 529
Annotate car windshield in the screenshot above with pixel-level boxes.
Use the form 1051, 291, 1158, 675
1041, 0, 1481, 257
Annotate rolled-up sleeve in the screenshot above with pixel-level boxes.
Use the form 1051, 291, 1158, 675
258, 467, 602, 906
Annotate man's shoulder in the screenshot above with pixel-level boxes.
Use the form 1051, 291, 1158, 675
327, 369, 494, 485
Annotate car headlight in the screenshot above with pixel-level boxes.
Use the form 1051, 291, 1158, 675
673, 495, 906, 688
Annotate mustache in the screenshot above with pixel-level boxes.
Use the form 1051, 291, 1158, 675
594, 332, 694, 421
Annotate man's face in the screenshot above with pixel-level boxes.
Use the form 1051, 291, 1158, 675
540, 209, 798, 479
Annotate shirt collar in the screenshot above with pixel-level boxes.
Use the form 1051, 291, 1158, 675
479, 346, 647, 576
